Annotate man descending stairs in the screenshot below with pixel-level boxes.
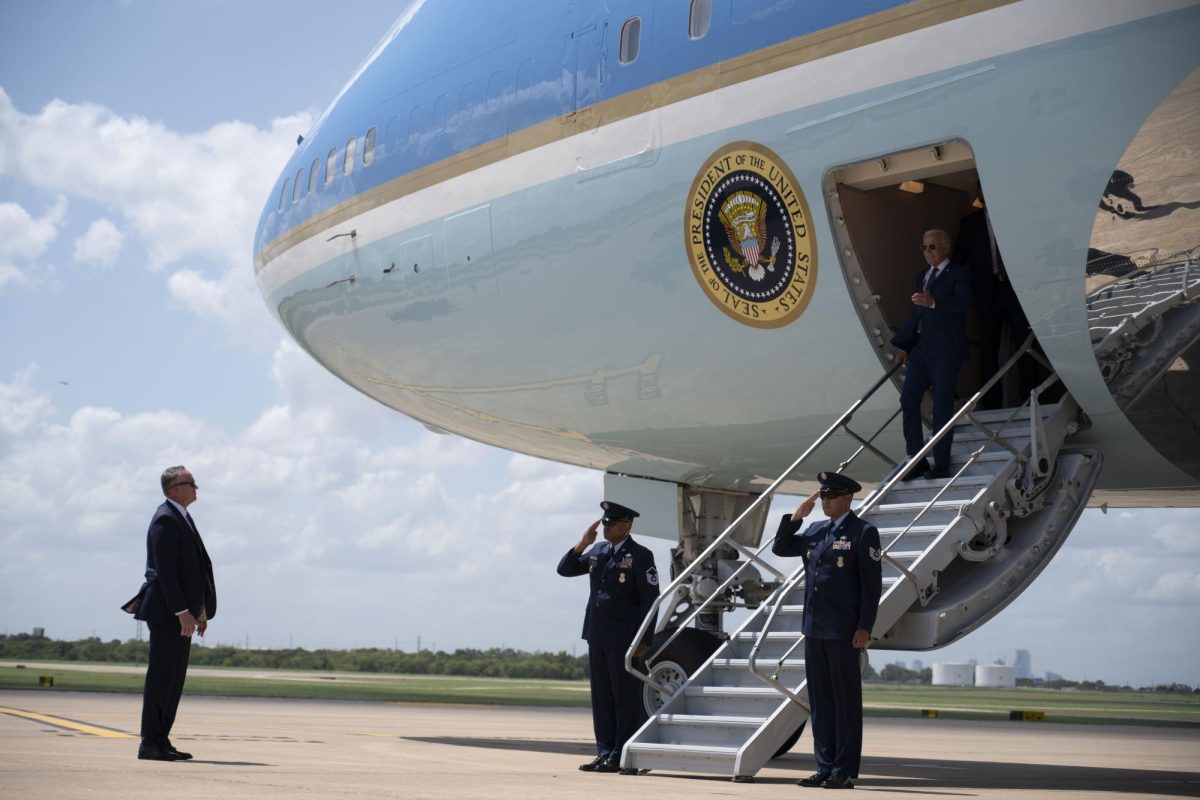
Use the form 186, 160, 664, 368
620, 374, 1103, 781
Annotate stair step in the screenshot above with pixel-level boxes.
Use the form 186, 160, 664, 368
876, 524, 943, 537
711, 658, 804, 669
658, 713, 766, 728
624, 742, 739, 773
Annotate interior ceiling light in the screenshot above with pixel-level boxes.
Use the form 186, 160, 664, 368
899, 180, 925, 194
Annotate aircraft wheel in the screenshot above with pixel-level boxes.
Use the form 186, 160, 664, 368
642, 628, 722, 716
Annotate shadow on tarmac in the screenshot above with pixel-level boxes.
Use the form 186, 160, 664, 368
405, 737, 1200, 796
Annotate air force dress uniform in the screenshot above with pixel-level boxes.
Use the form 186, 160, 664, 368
771, 474, 882, 784
557, 502, 660, 770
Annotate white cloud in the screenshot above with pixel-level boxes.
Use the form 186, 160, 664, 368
72, 218, 125, 267
0, 364, 55, 435
0, 87, 310, 337
0, 196, 67, 289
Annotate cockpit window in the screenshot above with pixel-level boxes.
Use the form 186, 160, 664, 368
344, 138, 357, 176
689, 0, 712, 39
620, 17, 641, 64
326, 148, 338, 186
363, 127, 377, 166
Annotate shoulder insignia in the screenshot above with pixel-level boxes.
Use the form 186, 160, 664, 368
869, 546, 882, 562
646, 566, 659, 586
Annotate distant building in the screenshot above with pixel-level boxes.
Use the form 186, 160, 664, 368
1046, 670, 1064, 682
912, 659, 924, 671
932, 662, 974, 686
1015, 649, 1032, 679
32, 627, 45, 639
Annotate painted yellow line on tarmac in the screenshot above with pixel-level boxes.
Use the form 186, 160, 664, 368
0, 705, 136, 738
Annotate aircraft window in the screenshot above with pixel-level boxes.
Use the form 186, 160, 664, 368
363, 127, 377, 166
385, 115, 401, 155
689, 0, 712, 38
325, 147, 338, 185
408, 104, 425, 142
278, 177, 290, 212
343, 137, 357, 176
515, 58, 533, 103
292, 168, 303, 204
620, 17, 641, 64
308, 158, 320, 194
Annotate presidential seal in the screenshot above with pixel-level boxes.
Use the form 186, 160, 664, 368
685, 142, 817, 328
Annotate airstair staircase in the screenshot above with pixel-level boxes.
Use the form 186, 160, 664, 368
1088, 251, 1200, 410
620, 338, 1103, 780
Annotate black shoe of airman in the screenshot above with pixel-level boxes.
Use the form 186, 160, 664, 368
926, 465, 951, 480
579, 755, 608, 772
798, 771, 831, 787
821, 773, 854, 789
165, 739, 193, 760
595, 758, 621, 773
137, 741, 182, 761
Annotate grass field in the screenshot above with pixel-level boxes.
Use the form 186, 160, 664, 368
2, 664, 1197, 727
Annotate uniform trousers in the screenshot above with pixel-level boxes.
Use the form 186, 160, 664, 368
587, 639, 646, 759
900, 346, 962, 469
140, 620, 192, 744
804, 636, 864, 778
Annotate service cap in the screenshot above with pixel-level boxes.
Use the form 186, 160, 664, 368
817, 471, 862, 495
600, 501, 640, 522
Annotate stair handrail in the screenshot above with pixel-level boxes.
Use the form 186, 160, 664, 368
748, 332, 1050, 698
623, 364, 902, 694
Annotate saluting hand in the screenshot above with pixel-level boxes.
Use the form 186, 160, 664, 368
791, 491, 819, 522
576, 519, 601, 553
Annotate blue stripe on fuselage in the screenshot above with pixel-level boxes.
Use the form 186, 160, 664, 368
255, 0, 912, 257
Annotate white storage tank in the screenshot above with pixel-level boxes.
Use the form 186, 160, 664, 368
932, 662, 974, 686
975, 664, 1016, 688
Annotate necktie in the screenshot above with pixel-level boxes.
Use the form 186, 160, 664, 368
185, 511, 198, 534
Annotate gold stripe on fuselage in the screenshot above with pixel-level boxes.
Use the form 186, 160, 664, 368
256, 0, 1018, 271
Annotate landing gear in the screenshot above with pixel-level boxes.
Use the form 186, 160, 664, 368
642, 627, 722, 715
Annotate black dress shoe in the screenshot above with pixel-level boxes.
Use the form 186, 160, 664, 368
595, 759, 621, 773
900, 459, 929, 481
798, 771, 831, 787
137, 743, 182, 761
579, 755, 608, 772
822, 773, 854, 789
926, 465, 951, 480
163, 738, 193, 760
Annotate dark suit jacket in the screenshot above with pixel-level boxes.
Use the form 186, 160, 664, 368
890, 261, 971, 363
133, 501, 217, 626
557, 536, 659, 649
772, 512, 883, 640
953, 209, 1000, 309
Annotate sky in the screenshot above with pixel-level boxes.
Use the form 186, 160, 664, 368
0, 1, 1197, 688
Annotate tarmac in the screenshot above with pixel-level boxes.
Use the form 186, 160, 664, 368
1, 690, 1198, 799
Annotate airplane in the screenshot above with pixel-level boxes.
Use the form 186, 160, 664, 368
254, 0, 1200, 778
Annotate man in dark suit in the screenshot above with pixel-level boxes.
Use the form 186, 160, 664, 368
772, 472, 882, 790
891, 229, 972, 480
953, 193, 1035, 409
133, 465, 216, 761
557, 501, 659, 775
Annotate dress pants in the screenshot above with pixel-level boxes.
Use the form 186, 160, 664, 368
900, 346, 962, 469
804, 636, 863, 778
977, 280, 1035, 410
587, 639, 646, 759
140, 620, 192, 743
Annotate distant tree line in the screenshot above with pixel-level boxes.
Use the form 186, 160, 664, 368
865, 663, 933, 685
0, 634, 587, 680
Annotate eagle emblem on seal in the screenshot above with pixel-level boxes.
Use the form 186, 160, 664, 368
718, 191, 781, 282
